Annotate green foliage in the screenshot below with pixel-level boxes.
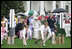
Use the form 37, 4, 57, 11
1, 1, 25, 18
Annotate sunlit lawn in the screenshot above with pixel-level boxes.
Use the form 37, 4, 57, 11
1, 24, 71, 48
1, 36, 71, 48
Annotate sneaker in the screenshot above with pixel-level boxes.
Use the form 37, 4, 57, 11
52, 41, 55, 44
43, 43, 45, 46
66, 35, 68, 37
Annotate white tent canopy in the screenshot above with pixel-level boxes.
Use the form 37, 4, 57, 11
16, 12, 25, 16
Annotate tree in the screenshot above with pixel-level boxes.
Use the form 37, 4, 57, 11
1, 1, 25, 19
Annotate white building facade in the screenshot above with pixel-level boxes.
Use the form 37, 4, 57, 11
23, 1, 71, 16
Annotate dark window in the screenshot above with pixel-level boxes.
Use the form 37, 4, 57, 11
30, 1, 31, 10
66, 5, 69, 13
56, 4, 58, 9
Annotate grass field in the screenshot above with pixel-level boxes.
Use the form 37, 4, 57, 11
1, 36, 71, 48
1, 24, 71, 48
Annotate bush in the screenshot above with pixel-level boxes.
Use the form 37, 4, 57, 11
1, 1, 25, 19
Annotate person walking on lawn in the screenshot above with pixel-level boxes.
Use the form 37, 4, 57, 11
33, 16, 41, 45
40, 22, 52, 46
46, 13, 56, 45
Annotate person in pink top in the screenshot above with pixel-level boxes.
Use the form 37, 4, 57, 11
24, 17, 27, 25
1, 21, 8, 44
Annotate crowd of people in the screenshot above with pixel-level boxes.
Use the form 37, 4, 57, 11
1, 11, 71, 46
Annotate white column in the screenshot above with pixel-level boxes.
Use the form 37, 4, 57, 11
59, 1, 64, 29
63, 1, 65, 9
60, 1, 64, 8
52, 1, 56, 11
26, 1, 30, 11
10, 9, 15, 28
69, 3, 71, 14
40, 1, 45, 16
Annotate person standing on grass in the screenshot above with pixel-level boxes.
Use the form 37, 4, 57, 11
29, 15, 34, 35
17, 18, 24, 39
2, 16, 8, 39
1, 21, 8, 45
15, 18, 22, 38
29, 15, 34, 23
47, 13, 56, 45
14, 15, 18, 37
23, 25, 32, 46
32, 16, 41, 45
29, 22, 33, 40
40, 22, 52, 46
64, 13, 71, 37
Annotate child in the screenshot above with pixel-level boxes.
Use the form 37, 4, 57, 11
29, 23, 33, 40
40, 22, 52, 46
19, 19, 24, 39
39, 22, 45, 46
23, 25, 32, 46
1, 21, 8, 44
26, 25, 32, 40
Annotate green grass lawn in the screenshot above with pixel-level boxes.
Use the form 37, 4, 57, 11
1, 24, 71, 48
1, 36, 71, 48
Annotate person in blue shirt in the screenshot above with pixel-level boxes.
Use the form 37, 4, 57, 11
29, 15, 34, 23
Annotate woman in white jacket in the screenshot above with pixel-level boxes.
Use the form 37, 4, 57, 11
32, 16, 41, 44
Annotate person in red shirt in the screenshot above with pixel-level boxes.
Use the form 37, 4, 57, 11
38, 15, 44, 20
45, 16, 49, 19
38, 15, 47, 25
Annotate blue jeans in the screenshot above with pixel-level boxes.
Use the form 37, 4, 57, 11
51, 28, 54, 32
